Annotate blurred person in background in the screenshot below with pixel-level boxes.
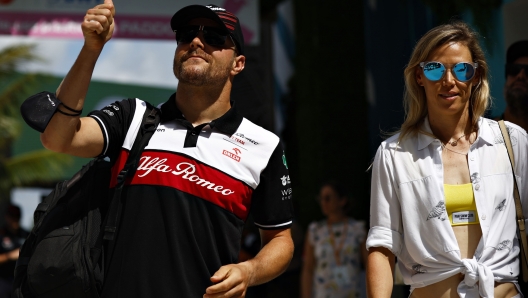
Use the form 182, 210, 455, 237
0, 204, 28, 297
498, 38, 528, 298
301, 180, 367, 298
496, 40, 528, 131
367, 21, 528, 298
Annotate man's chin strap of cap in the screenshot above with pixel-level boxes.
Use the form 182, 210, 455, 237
457, 258, 494, 298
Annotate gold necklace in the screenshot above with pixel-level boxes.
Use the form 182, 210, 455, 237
441, 143, 468, 155
446, 134, 466, 146
438, 128, 477, 154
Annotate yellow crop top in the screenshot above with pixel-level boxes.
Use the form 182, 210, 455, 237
444, 184, 479, 226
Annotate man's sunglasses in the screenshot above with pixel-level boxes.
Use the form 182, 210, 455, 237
174, 25, 231, 47
419, 61, 478, 82
505, 64, 528, 77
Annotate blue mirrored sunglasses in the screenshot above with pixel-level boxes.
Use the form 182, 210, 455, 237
419, 61, 478, 82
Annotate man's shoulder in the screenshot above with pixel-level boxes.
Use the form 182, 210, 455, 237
235, 117, 280, 148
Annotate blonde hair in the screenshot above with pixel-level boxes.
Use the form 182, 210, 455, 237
399, 21, 490, 141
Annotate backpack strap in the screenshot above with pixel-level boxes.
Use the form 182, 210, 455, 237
103, 103, 160, 241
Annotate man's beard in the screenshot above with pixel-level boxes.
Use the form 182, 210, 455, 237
506, 86, 528, 118
174, 51, 233, 87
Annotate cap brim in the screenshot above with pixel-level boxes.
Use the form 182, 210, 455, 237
507, 40, 528, 64
171, 5, 228, 33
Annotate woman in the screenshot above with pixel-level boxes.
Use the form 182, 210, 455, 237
301, 181, 367, 298
367, 21, 528, 298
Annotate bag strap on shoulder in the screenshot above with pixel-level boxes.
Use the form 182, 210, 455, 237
498, 120, 528, 282
104, 103, 161, 241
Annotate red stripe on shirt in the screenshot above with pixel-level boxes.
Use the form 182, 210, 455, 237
110, 150, 253, 220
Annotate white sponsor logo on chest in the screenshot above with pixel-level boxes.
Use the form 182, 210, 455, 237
137, 156, 235, 196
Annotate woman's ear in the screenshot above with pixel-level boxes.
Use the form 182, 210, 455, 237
416, 67, 424, 86
471, 70, 481, 89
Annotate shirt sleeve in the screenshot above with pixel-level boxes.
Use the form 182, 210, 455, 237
251, 141, 294, 230
87, 99, 136, 162
366, 144, 403, 255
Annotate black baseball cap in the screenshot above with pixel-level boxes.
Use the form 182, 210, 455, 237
171, 4, 245, 55
507, 40, 528, 65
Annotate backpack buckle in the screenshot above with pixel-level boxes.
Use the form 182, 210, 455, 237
103, 226, 117, 241
116, 170, 127, 184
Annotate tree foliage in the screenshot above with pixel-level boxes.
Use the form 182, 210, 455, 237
0, 44, 71, 203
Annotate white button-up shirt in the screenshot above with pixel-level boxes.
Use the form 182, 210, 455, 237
367, 117, 528, 297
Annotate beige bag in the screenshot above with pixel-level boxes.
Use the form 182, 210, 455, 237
498, 120, 528, 282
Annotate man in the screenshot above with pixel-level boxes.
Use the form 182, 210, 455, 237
39, 1, 294, 297
499, 40, 528, 130
500, 40, 528, 293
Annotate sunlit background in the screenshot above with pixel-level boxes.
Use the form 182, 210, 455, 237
1, 0, 527, 297
1, 1, 527, 289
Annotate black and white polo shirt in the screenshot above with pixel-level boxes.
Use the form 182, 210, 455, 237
88, 94, 293, 298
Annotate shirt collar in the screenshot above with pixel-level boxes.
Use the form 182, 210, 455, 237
159, 93, 243, 135
417, 116, 436, 150
477, 117, 496, 146
417, 116, 495, 150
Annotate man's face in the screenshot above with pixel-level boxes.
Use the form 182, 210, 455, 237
173, 18, 237, 87
505, 56, 528, 116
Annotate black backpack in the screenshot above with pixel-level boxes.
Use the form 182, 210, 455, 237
12, 104, 160, 298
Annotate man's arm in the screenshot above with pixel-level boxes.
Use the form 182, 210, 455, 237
204, 228, 294, 298
40, 0, 115, 158
366, 246, 395, 298
0, 249, 19, 264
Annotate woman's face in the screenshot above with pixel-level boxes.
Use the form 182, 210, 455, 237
416, 42, 479, 118
318, 185, 347, 217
